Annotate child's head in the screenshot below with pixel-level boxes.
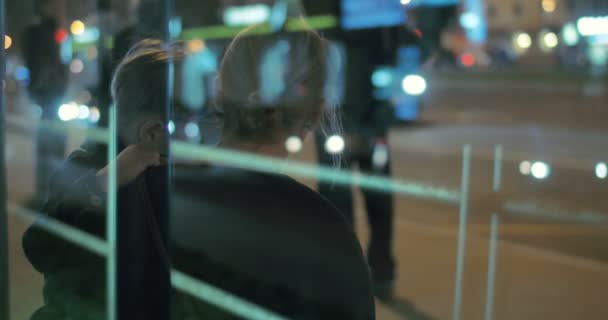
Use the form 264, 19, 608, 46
216, 24, 339, 147
111, 39, 184, 150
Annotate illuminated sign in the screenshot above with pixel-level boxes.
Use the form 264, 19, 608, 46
577, 16, 608, 36
223, 4, 272, 26
341, 0, 406, 30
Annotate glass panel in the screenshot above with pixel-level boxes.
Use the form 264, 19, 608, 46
5, 0, 608, 320
6, 0, 116, 319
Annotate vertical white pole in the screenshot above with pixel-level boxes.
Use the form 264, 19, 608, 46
485, 214, 499, 320
453, 144, 472, 320
484, 144, 503, 320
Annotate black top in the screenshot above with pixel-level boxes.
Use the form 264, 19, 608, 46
171, 165, 375, 319
23, 145, 375, 320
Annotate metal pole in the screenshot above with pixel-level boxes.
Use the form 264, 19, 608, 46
484, 214, 499, 320
0, 0, 10, 317
492, 145, 503, 193
484, 144, 503, 320
452, 144, 471, 320
106, 107, 118, 320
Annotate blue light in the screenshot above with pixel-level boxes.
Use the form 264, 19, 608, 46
463, 0, 487, 44
270, 0, 288, 32
224, 4, 271, 26
460, 12, 480, 29
372, 68, 393, 87
562, 23, 580, 46
73, 27, 100, 43
408, 0, 459, 6
341, 0, 406, 30
170, 17, 182, 39
60, 38, 73, 64
15, 66, 30, 82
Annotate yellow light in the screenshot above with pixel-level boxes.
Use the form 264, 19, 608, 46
187, 39, 205, 53
544, 32, 559, 48
542, 0, 556, 13
4, 35, 12, 49
70, 20, 86, 35
516, 32, 532, 49
401, 0, 412, 5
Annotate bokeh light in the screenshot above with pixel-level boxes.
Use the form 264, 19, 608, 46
543, 32, 559, 48
542, 0, 556, 13
460, 12, 480, 29
515, 32, 532, 49
401, 75, 427, 96
185, 122, 200, 138
596, 162, 608, 179
89, 107, 101, 123
325, 135, 345, 155
372, 68, 393, 87
460, 53, 476, 67
78, 105, 90, 120
54, 28, 69, 43
285, 136, 303, 154
187, 39, 206, 53
167, 121, 176, 135
562, 23, 580, 46
70, 59, 84, 74
519, 161, 532, 175
539, 30, 559, 52
70, 20, 86, 35
531, 161, 551, 180
4, 35, 12, 49
400, 0, 411, 5
577, 16, 608, 37
58, 102, 80, 122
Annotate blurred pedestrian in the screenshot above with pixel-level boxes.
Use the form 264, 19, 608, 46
22, 0, 69, 207
316, 28, 400, 301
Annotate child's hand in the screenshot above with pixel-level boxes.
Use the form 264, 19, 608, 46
96, 144, 164, 192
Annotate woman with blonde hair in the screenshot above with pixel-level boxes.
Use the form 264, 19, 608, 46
171, 25, 375, 319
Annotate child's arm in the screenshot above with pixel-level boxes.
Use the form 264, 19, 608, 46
22, 144, 163, 273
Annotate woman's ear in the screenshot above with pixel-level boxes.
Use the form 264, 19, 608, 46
138, 120, 166, 145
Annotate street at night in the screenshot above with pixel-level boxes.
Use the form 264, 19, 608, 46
6, 72, 608, 319
3, 0, 608, 320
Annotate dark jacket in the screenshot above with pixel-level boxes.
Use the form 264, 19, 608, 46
171, 165, 375, 319
23, 144, 375, 320
23, 143, 170, 320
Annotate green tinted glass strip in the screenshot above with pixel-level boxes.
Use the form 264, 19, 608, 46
106, 107, 118, 320
180, 24, 272, 41
172, 271, 289, 320
7, 115, 459, 203
285, 15, 338, 31
8, 203, 108, 256
11, 115, 606, 222
73, 15, 338, 51
172, 141, 460, 203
